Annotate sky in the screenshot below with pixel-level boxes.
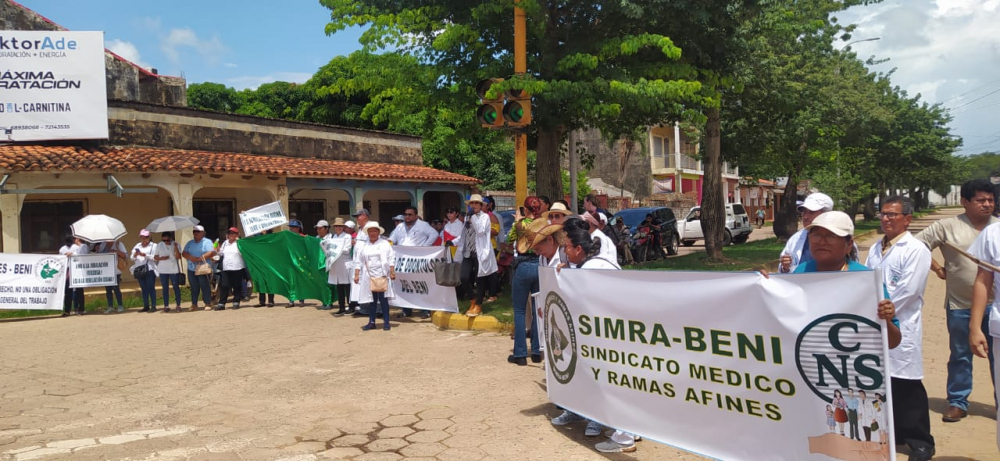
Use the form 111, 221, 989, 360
839, 0, 1000, 155
14, 0, 365, 90
12, 0, 1000, 156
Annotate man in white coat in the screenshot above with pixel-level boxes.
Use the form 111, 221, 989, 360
865, 195, 934, 461
389, 205, 438, 319
320, 218, 354, 315
780, 192, 834, 273
466, 195, 498, 317
350, 209, 373, 317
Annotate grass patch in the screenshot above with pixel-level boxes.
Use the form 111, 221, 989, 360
0, 287, 193, 320
456, 287, 514, 325
637, 238, 786, 272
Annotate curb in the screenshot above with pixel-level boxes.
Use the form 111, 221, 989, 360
431, 311, 511, 333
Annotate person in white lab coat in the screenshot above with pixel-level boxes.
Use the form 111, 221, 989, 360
349, 209, 373, 317
865, 195, 934, 461
325, 218, 354, 316
779, 192, 834, 273
968, 217, 1000, 453
354, 221, 395, 331
465, 195, 498, 317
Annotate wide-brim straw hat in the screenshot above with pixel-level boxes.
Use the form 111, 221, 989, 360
542, 202, 572, 219
362, 221, 385, 235
467, 194, 484, 204
332, 217, 346, 226
518, 219, 564, 254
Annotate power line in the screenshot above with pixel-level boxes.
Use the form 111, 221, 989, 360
940, 77, 1000, 104
951, 101, 1000, 116
949, 87, 1000, 111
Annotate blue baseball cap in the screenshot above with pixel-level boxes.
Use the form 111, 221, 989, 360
288, 219, 303, 228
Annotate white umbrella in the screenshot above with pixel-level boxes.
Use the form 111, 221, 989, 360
146, 216, 200, 233
71, 214, 127, 242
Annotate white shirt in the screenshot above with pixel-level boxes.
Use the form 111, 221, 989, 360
130, 242, 157, 275
154, 241, 180, 274
592, 229, 618, 263
471, 211, 498, 277
865, 231, 931, 379
581, 256, 622, 270
968, 222, 1000, 339
444, 219, 465, 262
218, 240, 245, 271
388, 219, 438, 246
780, 228, 808, 273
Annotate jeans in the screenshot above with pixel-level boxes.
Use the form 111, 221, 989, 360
105, 274, 123, 308
946, 306, 995, 410
218, 270, 244, 307
63, 280, 84, 314
159, 273, 181, 308
460, 254, 477, 300
137, 270, 157, 309
368, 292, 390, 326
188, 271, 211, 306
258, 292, 275, 305
511, 259, 540, 357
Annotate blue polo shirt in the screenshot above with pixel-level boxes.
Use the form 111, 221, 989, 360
183, 238, 214, 271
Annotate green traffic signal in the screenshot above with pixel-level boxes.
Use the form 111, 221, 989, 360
477, 104, 502, 127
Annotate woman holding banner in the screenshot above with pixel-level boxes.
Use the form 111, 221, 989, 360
59, 234, 87, 316
355, 221, 395, 331
328, 218, 354, 316
94, 239, 127, 314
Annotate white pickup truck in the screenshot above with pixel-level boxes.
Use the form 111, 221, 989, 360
678, 203, 754, 246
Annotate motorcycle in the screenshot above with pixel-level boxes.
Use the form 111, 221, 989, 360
631, 224, 665, 263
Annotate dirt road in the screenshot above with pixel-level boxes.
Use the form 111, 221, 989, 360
0, 208, 995, 460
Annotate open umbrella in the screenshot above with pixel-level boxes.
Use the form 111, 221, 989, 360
147, 216, 199, 233
71, 214, 127, 242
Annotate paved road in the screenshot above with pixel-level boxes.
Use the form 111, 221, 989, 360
0, 208, 995, 460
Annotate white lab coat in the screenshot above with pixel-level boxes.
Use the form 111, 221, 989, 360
325, 232, 353, 285
388, 219, 438, 246
780, 228, 808, 273
349, 231, 371, 303
355, 238, 395, 304
968, 222, 1000, 338
865, 231, 931, 380
444, 219, 465, 263
471, 211, 497, 277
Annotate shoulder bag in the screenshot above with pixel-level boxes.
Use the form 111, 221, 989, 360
364, 247, 389, 293
432, 250, 461, 287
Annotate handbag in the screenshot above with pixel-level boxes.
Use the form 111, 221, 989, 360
432, 250, 461, 287
194, 262, 212, 276
370, 276, 389, 293
117, 256, 127, 273
132, 264, 148, 279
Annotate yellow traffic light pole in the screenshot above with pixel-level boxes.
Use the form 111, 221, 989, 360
514, 2, 527, 208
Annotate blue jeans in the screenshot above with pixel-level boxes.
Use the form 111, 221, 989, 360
368, 292, 390, 326
137, 270, 157, 309
105, 274, 123, 308
511, 259, 540, 358
160, 273, 181, 308
188, 271, 211, 306
946, 305, 995, 410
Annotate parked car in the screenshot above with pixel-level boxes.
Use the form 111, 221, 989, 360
611, 207, 680, 262
678, 203, 753, 246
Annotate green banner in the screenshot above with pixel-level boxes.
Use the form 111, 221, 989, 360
237, 231, 332, 305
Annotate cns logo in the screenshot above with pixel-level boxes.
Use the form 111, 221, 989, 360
33, 257, 63, 283
795, 314, 886, 403
544, 292, 578, 384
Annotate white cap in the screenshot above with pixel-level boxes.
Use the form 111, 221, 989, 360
345, 221, 356, 229
193, 225, 205, 232
806, 211, 854, 237
798, 193, 834, 212
315, 220, 329, 228
393, 214, 405, 221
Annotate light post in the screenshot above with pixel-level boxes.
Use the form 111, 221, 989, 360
839, 37, 880, 51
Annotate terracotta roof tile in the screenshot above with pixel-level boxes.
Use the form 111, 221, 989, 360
0, 145, 479, 185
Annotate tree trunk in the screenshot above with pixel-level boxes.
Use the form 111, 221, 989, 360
700, 107, 725, 261
862, 195, 876, 221
846, 201, 860, 224
535, 128, 564, 200
774, 172, 800, 240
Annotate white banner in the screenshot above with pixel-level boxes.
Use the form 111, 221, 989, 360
540, 268, 894, 461
390, 246, 458, 313
0, 31, 108, 141
0, 253, 67, 310
239, 201, 287, 236
68, 254, 118, 288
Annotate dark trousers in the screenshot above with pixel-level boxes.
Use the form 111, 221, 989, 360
459, 254, 477, 300
137, 270, 157, 309
475, 273, 497, 304
104, 274, 123, 308
63, 281, 84, 314
368, 292, 390, 326
892, 377, 935, 451
188, 272, 211, 306
336, 284, 349, 309
159, 273, 181, 308
258, 292, 275, 305
847, 409, 859, 440
217, 270, 244, 307
863, 426, 872, 442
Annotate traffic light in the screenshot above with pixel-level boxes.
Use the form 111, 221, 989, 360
503, 88, 532, 127
476, 78, 505, 128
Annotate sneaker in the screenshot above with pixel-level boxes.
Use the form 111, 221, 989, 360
484, 296, 498, 304
361, 322, 377, 331
60, 312, 70, 317
585, 420, 603, 437
149, 307, 157, 313
117, 306, 124, 313
383, 324, 391, 331
333, 308, 347, 317
267, 303, 274, 307
396, 312, 412, 318
104, 307, 113, 314
531, 354, 543, 363
214, 304, 225, 311
595, 438, 636, 453
551, 410, 583, 426
164, 308, 172, 313
233, 303, 240, 310
140, 307, 150, 313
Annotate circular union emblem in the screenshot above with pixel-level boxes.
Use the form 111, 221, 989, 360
795, 313, 885, 403
34, 257, 64, 283
544, 292, 578, 384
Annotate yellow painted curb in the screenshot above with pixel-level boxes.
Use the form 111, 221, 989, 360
432, 311, 511, 333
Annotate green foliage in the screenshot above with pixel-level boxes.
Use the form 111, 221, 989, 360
187, 82, 241, 113
560, 169, 591, 199
963, 152, 1000, 181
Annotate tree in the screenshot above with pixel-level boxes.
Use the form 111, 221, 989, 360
187, 82, 241, 113
319, 0, 707, 201
964, 152, 1000, 181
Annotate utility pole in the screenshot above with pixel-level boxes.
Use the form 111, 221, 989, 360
569, 129, 578, 212
514, 1, 527, 207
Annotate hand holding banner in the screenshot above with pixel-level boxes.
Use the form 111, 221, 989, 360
390, 246, 459, 313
